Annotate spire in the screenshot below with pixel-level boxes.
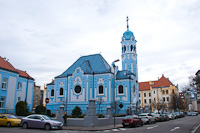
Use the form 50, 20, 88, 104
126, 16, 129, 31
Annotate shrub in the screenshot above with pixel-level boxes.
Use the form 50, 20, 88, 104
15, 101, 30, 116
35, 105, 46, 114
72, 106, 82, 118
47, 109, 51, 116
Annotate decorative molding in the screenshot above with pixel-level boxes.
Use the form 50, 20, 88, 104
98, 78, 104, 84
74, 76, 82, 85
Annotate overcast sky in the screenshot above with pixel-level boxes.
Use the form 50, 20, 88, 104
0, 0, 200, 90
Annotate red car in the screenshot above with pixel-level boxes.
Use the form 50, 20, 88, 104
121, 115, 143, 127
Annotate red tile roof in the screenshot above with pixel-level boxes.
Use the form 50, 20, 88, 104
139, 74, 173, 91
0, 56, 34, 80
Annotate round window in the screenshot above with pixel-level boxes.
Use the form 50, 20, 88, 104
75, 85, 81, 94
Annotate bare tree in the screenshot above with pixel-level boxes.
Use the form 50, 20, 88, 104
151, 100, 167, 113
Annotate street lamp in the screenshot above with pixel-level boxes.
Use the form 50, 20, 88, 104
112, 59, 119, 127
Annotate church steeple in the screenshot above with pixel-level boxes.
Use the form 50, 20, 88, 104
121, 17, 138, 79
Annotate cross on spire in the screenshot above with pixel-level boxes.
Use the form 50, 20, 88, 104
126, 16, 129, 30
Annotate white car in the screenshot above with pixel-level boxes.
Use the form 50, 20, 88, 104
138, 113, 156, 124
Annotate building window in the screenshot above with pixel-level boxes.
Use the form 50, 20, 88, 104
144, 99, 147, 103
149, 92, 151, 97
163, 90, 165, 94
17, 82, 21, 90
154, 98, 156, 102
99, 85, 103, 94
172, 90, 174, 94
154, 91, 155, 94
163, 97, 165, 102
167, 97, 169, 101
0, 97, 5, 108
139, 93, 140, 97
2, 78, 7, 90
51, 89, 54, 96
166, 90, 168, 94
118, 85, 123, 94
139, 100, 141, 104
133, 85, 135, 93
60, 88, 63, 96
144, 93, 146, 97
75, 85, 81, 94
149, 99, 151, 103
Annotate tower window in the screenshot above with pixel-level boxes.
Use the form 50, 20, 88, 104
118, 85, 123, 94
131, 45, 133, 51
124, 46, 126, 52
99, 85, 103, 94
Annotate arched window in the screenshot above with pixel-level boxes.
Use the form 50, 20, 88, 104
133, 85, 135, 93
75, 85, 81, 94
131, 45, 133, 51
124, 46, 126, 52
134, 46, 136, 51
60, 88, 63, 96
118, 85, 123, 94
51, 89, 54, 96
99, 85, 103, 94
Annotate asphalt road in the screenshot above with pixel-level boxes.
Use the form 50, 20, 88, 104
0, 115, 199, 133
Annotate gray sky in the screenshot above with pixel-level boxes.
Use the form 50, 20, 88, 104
0, 0, 200, 90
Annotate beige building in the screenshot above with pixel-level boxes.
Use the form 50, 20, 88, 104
32, 83, 43, 110
139, 74, 179, 112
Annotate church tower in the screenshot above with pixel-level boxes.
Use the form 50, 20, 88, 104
121, 16, 138, 80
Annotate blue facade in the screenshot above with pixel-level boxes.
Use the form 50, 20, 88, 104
0, 59, 34, 114
46, 17, 139, 115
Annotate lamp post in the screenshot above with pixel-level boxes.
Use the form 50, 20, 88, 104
112, 59, 119, 127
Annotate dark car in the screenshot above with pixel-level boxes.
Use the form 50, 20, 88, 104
121, 115, 143, 127
20, 114, 63, 130
153, 114, 165, 122
161, 114, 169, 121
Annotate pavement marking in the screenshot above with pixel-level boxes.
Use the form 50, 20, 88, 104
191, 123, 200, 133
170, 127, 180, 132
112, 129, 119, 131
147, 125, 158, 129
119, 128, 127, 130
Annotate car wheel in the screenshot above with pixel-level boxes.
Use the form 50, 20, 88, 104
6, 122, 11, 127
123, 125, 126, 128
44, 124, 51, 130
22, 123, 28, 129
141, 122, 143, 126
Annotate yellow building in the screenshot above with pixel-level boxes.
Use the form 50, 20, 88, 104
139, 74, 179, 112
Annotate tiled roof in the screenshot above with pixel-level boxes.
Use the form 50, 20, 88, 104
56, 54, 111, 78
151, 75, 173, 88
139, 74, 174, 91
0, 57, 18, 73
16, 69, 34, 79
0, 56, 34, 80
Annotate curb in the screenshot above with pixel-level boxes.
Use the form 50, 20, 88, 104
191, 123, 200, 133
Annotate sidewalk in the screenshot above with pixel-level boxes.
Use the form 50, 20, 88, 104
62, 124, 123, 131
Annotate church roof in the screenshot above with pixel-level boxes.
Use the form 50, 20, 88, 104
0, 56, 34, 79
116, 70, 135, 80
56, 54, 111, 78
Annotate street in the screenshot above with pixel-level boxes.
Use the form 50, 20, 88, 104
0, 116, 199, 133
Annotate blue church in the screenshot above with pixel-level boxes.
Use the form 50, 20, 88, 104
46, 17, 139, 115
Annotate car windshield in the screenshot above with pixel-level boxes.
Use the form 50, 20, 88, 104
139, 115, 146, 117
42, 115, 51, 120
7, 115, 17, 119
124, 116, 132, 119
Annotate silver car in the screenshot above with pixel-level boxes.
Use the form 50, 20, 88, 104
20, 114, 63, 130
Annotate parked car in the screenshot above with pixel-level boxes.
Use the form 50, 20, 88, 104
0, 114, 21, 127
174, 112, 181, 118
20, 114, 63, 130
138, 113, 156, 124
165, 112, 175, 120
121, 115, 143, 127
161, 114, 169, 121
187, 112, 198, 116
180, 112, 185, 117
152, 114, 164, 122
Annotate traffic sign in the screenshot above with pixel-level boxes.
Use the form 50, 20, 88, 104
45, 98, 49, 103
